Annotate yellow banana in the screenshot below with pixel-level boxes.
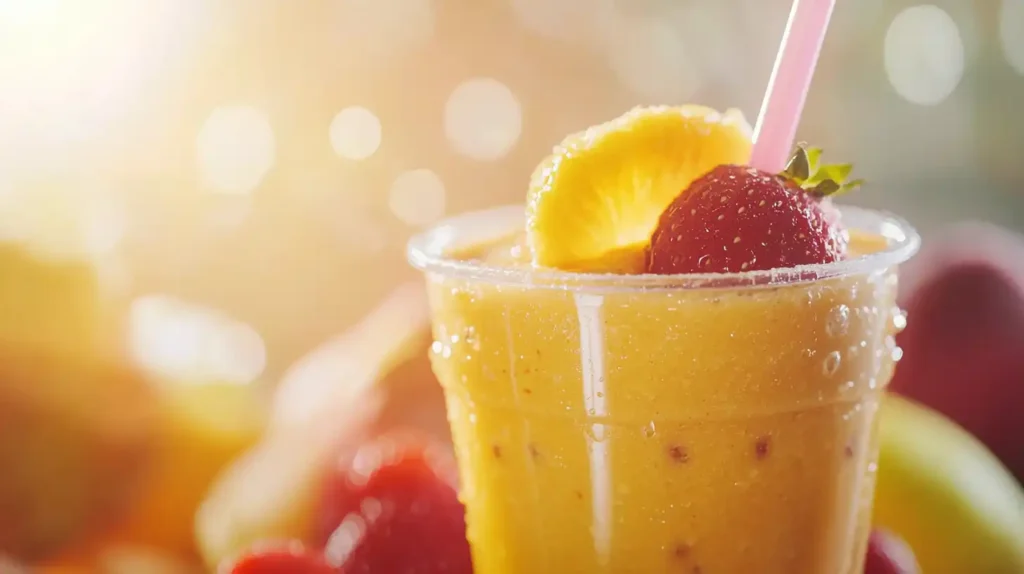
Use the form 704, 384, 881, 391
873, 394, 1024, 574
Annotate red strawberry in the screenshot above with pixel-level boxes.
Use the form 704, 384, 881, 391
319, 431, 471, 574
647, 146, 860, 274
222, 543, 337, 574
864, 529, 920, 574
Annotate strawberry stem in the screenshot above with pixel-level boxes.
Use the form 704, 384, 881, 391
781, 143, 863, 198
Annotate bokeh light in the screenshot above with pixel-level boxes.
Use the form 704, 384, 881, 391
999, 0, 1024, 76
329, 106, 383, 161
197, 105, 276, 195
129, 294, 267, 386
388, 169, 446, 226
444, 78, 523, 161
605, 16, 701, 102
884, 5, 965, 106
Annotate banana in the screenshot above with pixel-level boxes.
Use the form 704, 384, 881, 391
873, 394, 1024, 574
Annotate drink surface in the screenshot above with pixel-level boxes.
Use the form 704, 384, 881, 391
426, 231, 903, 574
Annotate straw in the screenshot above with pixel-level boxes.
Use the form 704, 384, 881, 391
749, 0, 838, 173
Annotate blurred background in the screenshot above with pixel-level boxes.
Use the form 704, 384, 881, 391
0, 1, 1022, 573
0, 0, 1021, 378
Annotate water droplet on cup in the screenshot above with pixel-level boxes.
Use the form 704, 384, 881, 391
642, 421, 657, 438
823, 351, 842, 377
463, 325, 481, 350
587, 424, 608, 442
891, 306, 908, 333
825, 304, 850, 337
891, 346, 904, 362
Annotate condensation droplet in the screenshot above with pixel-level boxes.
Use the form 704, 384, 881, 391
587, 424, 608, 442
823, 351, 842, 377
891, 306, 908, 333
463, 326, 480, 350
826, 304, 850, 337
884, 335, 897, 349
891, 346, 904, 363
642, 420, 657, 438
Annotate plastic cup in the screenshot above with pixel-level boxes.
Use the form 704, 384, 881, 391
408, 205, 919, 574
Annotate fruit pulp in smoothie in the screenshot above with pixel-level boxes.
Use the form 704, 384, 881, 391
426, 230, 903, 574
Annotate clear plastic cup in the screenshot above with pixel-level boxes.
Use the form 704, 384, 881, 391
408, 205, 920, 574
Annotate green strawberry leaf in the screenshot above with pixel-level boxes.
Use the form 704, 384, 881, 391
781, 144, 862, 198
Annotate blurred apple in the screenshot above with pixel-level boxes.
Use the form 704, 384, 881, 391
891, 221, 1024, 483
195, 283, 433, 569
0, 345, 157, 561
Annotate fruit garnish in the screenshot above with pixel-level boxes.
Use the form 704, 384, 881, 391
647, 144, 857, 274
526, 105, 753, 272
563, 241, 648, 274
320, 431, 471, 574
864, 529, 920, 574
780, 144, 864, 198
221, 543, 337, 574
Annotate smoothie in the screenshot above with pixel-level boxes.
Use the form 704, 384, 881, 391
409, 106, 919, 573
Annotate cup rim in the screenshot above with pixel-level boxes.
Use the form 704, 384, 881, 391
407, 204, 921, 292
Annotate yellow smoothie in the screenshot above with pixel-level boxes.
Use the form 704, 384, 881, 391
414, 207, 915, 574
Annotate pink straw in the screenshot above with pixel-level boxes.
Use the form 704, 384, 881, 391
749, 0, 838, 173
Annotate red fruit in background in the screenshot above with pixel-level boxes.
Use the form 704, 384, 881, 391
891, 222, 1024, 484
222, 543, 336, 574
647, 146, 859, 274
864, 529, 920, 574
319, 432, 471, 574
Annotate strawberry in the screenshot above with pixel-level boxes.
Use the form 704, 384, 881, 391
221, 543, 338, 574
319, 431, 471, 574
647, 145, 861, 274
863, 529, 920, 574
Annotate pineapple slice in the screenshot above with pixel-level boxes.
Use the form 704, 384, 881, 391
526, 105, 753, 272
